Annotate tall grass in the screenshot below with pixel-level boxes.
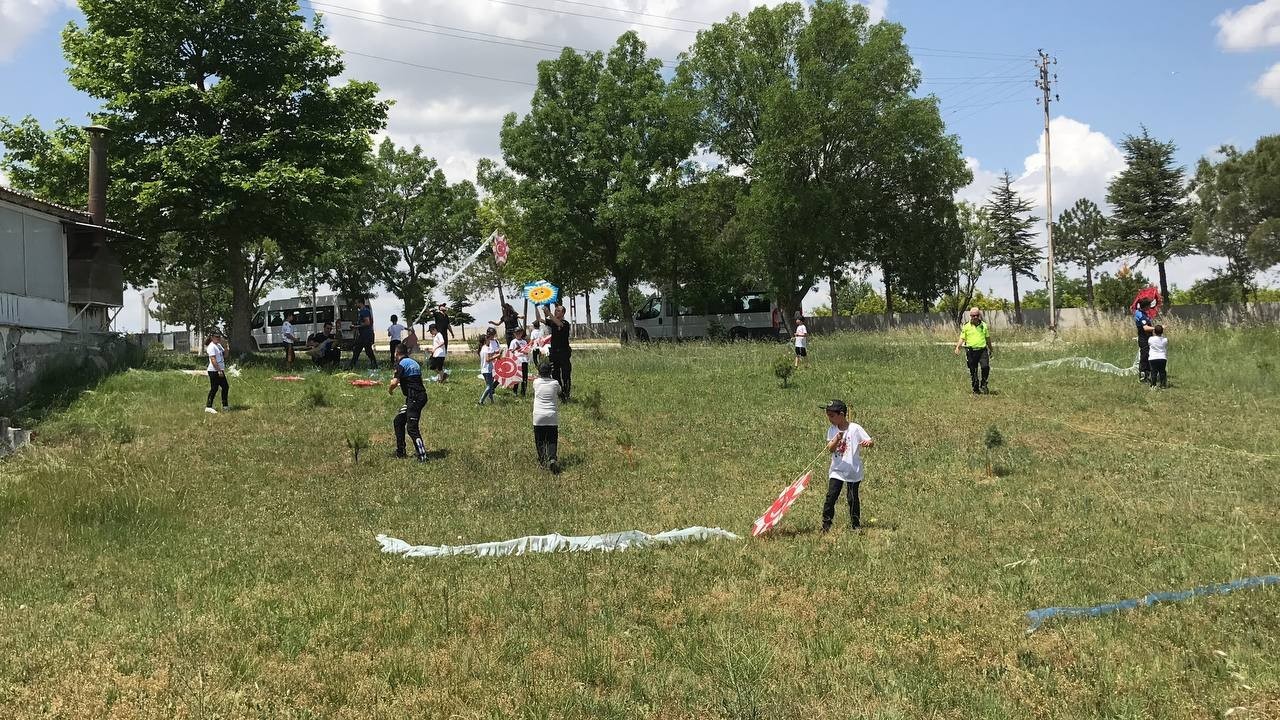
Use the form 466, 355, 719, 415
0, 327, 1277, 718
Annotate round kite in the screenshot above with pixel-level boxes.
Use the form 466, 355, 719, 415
524, 281, 560, 306
492, 353, 523, 390
349, 379, 381, 388
1131, 286, 1162, 318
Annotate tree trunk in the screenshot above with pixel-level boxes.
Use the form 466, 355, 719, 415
884, 274, 895, 327
585, 292, 593, 325
829, 274, 840, 318
615, 274, 635, 345
229, 240, 253, 353
1011, 270, 1022, 325
195, 269, 204, 355
1085, 263, 1096, 310
1157, 261, 1170, 305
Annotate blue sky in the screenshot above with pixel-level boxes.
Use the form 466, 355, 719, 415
1, 0, 1277, 330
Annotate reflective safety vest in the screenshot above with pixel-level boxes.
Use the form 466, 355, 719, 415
960, 321, 989, 349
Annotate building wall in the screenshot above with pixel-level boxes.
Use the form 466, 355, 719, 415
0, 201, 68, 305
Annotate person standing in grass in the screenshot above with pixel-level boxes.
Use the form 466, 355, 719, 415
477, 327, 501, 406
820, 399, 873, 532
386, 314, 406, 364
428, 323, 448, 383
794, 314, 809, 367
541, 303, 572, 401
205, 330, 230, 414
954, 307, 993, 395
1148, 324, 1169, 389
347, 298, 377, 370
1134, 301, 1156, 383
530, 319, 544, 367
490, 302, 523, 343
432, 302, 455, 352
281, 312, 298, 368
509, 325, 530, 397
388, 343, 428, 462
533, 362, 562, 474
402, 324, 419, 357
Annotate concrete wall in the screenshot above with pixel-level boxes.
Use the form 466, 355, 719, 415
0, 327, 136, 411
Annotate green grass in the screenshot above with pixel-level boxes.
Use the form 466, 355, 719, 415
1, 327, 1279, 718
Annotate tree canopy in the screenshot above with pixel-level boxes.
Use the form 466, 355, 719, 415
984, 171, 1041, 324
1106, 127, 1191, 302
1053, 198, 1113, 309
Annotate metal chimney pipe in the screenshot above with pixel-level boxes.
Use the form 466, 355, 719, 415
84, 125, 110, 227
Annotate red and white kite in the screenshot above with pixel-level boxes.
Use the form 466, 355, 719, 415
751, 470, 811, 537
492, 351, 523, 390
493, 233, 509, 266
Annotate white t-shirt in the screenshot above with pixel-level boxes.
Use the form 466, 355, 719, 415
795, 324, 809, 349
827, 423, 871, 483
531, 327, 544, 344
282, 321, 295, 342
1148, 336, 1168, 360
479, 339, 499, 373
387, 323, 405, 341
431, 333, 447, 358
206, 342, 225, 373
509, 338, 529, 364
533, 377, 561, 426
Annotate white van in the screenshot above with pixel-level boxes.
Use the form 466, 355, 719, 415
249, 295, 360, 351
633, 290, 787, 341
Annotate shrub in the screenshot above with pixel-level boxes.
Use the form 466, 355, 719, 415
302, 384, 330, 408
580, 388, 604, 421
345, 430, 369, 463
772, 355, 795, 388
706, 319, 728, 342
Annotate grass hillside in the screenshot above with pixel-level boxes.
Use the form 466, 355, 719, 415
2, 328, 1278, 718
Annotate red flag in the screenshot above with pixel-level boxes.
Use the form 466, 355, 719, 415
493, 351, 522, 390
752, 471, 811, 537
493, 233, 509, 266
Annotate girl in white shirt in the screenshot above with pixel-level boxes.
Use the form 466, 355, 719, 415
205, 331, 229, 413
794, 316, 809, 367
477, 328, 501, 405
509, 326, 530, 397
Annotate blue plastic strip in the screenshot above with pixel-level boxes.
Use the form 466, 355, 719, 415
1026, 574, 1280, 632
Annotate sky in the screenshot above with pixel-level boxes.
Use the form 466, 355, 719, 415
1, 0, 1278, 332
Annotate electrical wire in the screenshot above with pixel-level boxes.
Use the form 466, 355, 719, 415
343, 49, 536, 86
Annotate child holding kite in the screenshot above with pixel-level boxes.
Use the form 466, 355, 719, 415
477, 327, 502, 406
509, 326, 530, 397
820, 399, 874, 532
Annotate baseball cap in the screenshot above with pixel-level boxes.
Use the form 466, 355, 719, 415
820, 399, 848, 415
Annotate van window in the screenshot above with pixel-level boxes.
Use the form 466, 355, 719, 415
636, 298, 661, 321
740, 293, 769, 313
312, 306, 335, 324
268, 311, 286, 327
251, 311, 265, 330
339, 306, 358, 323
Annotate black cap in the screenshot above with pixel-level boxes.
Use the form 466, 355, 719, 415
820, 399, 848, 415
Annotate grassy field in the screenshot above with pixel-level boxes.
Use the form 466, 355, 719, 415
2, 325, 1278, 719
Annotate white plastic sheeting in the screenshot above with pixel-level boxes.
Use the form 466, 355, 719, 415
377, 526, 740, 559
1010, 355, 1137, 376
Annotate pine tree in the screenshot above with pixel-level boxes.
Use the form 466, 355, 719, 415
984, 172, 1041, 324
1053, 198, 1113, 309
1105, 127, 1191, 302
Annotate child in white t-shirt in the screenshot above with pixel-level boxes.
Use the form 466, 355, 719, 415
428, 323, 448, 383
820, 399, 873, 532
1147, 324, 1169, 389
530, 320, 545, 366
532, 361, 562, 474
794, 316, 809, 367
204, 331, 229, 413
477, 328, 501, 405
509, 326, 530, 397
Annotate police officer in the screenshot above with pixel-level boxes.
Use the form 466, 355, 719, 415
953, 307, 994, 395
388, 343, 428, 462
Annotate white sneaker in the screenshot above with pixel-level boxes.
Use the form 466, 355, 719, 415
204, 407, 217, 414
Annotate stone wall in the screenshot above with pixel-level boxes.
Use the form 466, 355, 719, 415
0, 327, 138, 412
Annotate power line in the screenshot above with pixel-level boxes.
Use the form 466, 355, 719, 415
306, 0, 678, 66
544, 0, 709, 26
480, 0, 697, 33
343, 50, 536, 86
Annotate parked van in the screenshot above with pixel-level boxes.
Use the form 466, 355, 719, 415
632, 290, 788, 341
249, 295, 359, 351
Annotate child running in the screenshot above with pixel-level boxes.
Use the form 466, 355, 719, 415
1148, 324, 1169, 389
509, 326, 530, 397
387, 343, 428, 462
533, 362, 562, 474
477, 327, 501, 406
819, 399, 874, 532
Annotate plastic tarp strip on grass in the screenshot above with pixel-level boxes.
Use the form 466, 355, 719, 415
1025, 574, 1280, 632
377, 526, 740, 559
1009, 356, 1137, 376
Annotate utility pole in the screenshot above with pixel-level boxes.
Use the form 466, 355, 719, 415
1036, 49, 1059, 335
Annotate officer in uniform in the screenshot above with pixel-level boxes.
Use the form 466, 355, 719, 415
388, 343, 429, 462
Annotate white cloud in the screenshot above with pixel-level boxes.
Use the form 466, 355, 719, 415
1215, 0, 1280, 51
864, 0, 889, 23
0, 0, 69, 62
956, 156, 1001, 206
1254, 60, 1280, 104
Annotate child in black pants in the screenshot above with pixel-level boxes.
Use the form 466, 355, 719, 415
532, 362, 561, 474
819, 399, 874, 532
1148, 324, 1169, 389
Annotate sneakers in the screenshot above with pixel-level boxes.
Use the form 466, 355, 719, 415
222, 406, 230, 411
549, 459, 561, 475
204, 407, 217, 414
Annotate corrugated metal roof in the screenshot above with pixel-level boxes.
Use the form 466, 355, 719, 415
0, 185, 91, 222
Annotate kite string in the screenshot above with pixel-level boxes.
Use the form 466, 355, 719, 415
411, 230, 497, 327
